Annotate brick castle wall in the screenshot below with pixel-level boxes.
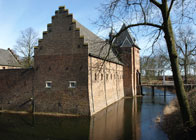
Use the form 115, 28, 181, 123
33, 6, 90, 115
132, 47, 140, 95
0, 69, 34, 111
121, 47, 140, 96
88, 56, 124, 115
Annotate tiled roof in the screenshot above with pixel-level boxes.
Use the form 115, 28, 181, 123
75, 21, 123, 65
113, 24, 138, 48
0, 49, 21, 67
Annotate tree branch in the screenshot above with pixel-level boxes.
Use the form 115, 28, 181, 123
188, 45, 196, 56
110, 22, 163, 42
139, 2, 147, 22
150, 0, 162, 9
151, 29, 162, 48
167, 0, 175, 19
176, 43, 185, 56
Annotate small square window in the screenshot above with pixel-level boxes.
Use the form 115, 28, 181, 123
46, 81, 52, 88
69, 81, 77, 88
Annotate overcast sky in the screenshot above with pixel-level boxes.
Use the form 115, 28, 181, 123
0, 0, 105, 50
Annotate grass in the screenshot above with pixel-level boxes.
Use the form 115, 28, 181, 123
160, 89, 196, 140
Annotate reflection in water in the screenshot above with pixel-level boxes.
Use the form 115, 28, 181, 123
123, 97, 142, 140
0, 88, 175, 140
0, 114, 90, 140
90, 98, 141, 140
89, 99, 125, 140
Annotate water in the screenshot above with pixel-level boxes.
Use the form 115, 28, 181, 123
140, 87, 175, 140
0, 87, 175, 140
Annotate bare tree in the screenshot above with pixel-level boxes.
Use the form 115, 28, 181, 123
14, 28, 39, 68
140, 56, 156, 78
176, 27, 196, 84
140, 48, 170, 84
97, 0, 196, 127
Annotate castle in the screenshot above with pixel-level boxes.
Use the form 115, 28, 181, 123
0, 6, 140, 116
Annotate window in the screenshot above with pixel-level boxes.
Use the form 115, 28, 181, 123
45, 81, 52, 88
69, 81, 77, 88
95, 73, 97, 81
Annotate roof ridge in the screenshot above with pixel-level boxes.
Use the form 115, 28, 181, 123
75, 20, 102, 39
74, 19, 122, 65
8, 48, 21, 65
0, 48, 21, 67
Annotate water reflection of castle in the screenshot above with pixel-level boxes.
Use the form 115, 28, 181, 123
90, 98, 141, 140
0, 98, 142, 140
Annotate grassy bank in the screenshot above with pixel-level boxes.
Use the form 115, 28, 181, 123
160, 89, 196, 140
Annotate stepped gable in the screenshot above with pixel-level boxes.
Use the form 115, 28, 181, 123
0, 48, 21, 67
35, 6, 122, 64
34, 6, 87, 55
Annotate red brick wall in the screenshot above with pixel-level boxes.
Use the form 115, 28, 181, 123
33, 7, 89, 115
0, 69, 34, 111
120, 46, 140, 96
88, 56, 124, 115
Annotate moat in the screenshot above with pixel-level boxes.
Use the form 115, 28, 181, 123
0, 87, 175, 140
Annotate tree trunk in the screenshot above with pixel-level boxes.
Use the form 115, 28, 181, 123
184, 43, 188, 84
184, 59, 188, 84
161, 3, 194, 127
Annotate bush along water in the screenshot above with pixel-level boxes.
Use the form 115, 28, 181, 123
160, 89, 196, 140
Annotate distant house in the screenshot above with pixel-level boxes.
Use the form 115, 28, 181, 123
0, 48, 21, 69
0, 6, 140, 116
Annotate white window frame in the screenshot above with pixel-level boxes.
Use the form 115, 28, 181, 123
69, 81, 77, 88
45, 81, 52, 88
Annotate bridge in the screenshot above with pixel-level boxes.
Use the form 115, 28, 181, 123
140, 68, 196, 96
140, 83, 196, 96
